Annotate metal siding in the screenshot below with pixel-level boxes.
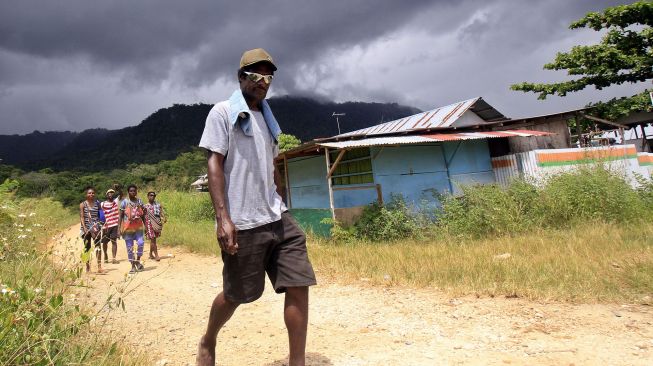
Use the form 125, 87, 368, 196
492, 155, 517, 187
443, 140, 493, 175
287, 156, 330, 209
491, 145, 652, 189
336, 97, 483, 138
450, 171, 497, 195
320, 130, 553, 150
375, 173, 451, 204
372, 145, 450, 204
372, 145, 446, 176
333, 188, 378, 208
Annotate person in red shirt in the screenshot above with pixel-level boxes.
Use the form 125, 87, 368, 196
101, 189, 120, 264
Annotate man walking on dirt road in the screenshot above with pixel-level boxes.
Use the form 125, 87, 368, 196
197, 48, 317, 366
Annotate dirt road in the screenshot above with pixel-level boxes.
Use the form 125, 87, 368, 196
51, 225, 652, 365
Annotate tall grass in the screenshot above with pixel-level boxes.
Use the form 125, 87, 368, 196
438, 166, 653, 238
310, 222, 653, 302
152, 168, 653, 302
0, 193, 147, 365
155, 190, 218, 254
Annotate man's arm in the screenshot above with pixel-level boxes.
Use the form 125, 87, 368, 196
207, 151, 238, 255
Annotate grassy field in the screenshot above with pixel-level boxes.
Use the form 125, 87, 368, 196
0, 194, 148, 365
309, 222, 653, 302
156, 188, 653, 303
156, 190, 218, 255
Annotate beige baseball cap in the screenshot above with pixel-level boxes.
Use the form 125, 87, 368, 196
239, 48, 277, 71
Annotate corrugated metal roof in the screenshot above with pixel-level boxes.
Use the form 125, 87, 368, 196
319, 130, 552, 149
335, 97, 506, 139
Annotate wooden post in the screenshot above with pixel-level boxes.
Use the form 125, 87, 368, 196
327, 149, 347, 178
576, 113, 583, 147
283, 155, 292, 209
324, 148, 336, 220
640, 123, 649, 152
375, 184, 383, 205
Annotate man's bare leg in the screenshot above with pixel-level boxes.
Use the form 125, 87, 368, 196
285, 286, 309, 366
197, 292, 239, 366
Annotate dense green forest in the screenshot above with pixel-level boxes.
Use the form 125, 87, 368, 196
1, 96, 419, 172
0, 148, 207, 208
0, 131, 80, 164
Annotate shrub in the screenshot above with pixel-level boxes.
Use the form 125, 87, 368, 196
0, 194, 144, 365
635, 172, 653, 207
321, 217, 358, 243
158, 190, 214, 222
437, 166, 653, 238
0, 178, 19, 193
539, 166, 649, 225
353, 195, 426, 242
437, 182, 536, 238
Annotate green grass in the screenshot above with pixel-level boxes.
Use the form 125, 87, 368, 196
0, 193, 148, 365
155, 190, 219, 255
309, 222, 653, 302
155, 187, 653, 303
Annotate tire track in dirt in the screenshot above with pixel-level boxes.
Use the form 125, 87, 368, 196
51, 225, 653, 365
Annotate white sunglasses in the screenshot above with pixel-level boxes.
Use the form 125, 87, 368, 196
243, 71, 274, 84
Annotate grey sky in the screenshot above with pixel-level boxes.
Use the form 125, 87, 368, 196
0, 0, 647, 135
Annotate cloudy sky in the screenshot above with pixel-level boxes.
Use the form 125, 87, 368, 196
0, 0, 647, 135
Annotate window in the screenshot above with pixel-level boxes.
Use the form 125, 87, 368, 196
330, 148, 374, 186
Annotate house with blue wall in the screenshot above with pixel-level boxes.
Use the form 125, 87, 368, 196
277, 97, 558, 234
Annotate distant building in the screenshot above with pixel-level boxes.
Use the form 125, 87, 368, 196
190, 174, 208, 192
277, 97, 569, 234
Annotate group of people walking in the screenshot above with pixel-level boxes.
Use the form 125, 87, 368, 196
79, 183, 166, 274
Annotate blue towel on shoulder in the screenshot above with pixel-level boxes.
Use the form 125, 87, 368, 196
227, 89, 281, 142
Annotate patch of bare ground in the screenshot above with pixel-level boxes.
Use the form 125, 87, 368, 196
51, 225, 653, 365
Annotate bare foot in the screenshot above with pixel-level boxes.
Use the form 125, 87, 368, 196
196, 335, 215, 366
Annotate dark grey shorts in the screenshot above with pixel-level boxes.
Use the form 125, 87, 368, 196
221, 212, 317, 304
101, 226, 119, 242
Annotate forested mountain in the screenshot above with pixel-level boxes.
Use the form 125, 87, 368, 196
0, 131, 79, 165
268, 96, 420, 141
1, 96, 420, 171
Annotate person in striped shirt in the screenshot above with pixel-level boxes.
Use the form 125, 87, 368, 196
101, 189, 120, 264
79, 186, 103, 273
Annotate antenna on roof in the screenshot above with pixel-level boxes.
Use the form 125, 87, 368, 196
332, 112, 346, 135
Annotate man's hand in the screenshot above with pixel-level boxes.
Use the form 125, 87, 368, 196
217, 217, 238, 255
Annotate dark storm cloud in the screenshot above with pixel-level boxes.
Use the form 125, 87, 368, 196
0, 0, 435, 86
0, 0, 644, 135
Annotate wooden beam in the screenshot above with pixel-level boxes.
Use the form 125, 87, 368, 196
575, 112, 583, 147
372, 147, 385, 160
376, 184, 383, 205
641, 123, 651, 152
580, 113, 628, 129
332, 184, 376, 191
283, 154, 292, 209
324, 148, 336, 220
326, 149, 347, 179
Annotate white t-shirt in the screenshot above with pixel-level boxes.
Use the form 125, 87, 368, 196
199, 101, 286, 230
